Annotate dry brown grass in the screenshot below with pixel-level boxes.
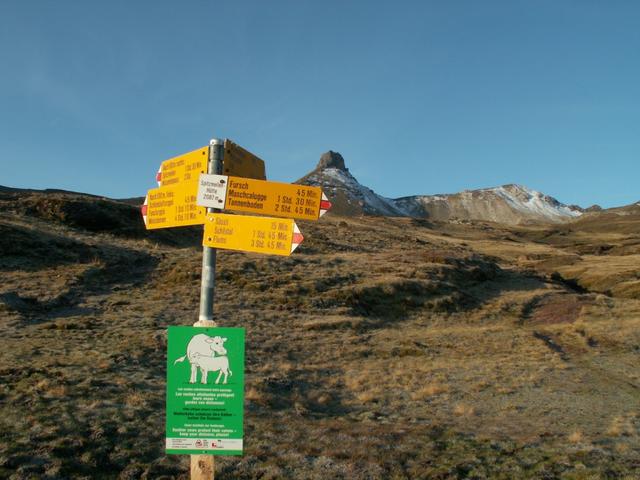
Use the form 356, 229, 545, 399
125, 391, 148, 407
2, 194, 640, 478
453, 403, 475, 417
568, 430, 584, 443
410, 382, 450, 400
607, 414, 638, 437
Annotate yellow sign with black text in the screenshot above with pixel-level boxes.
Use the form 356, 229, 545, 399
196, 174, 332, 221
202, 213, 303, 256
142, 184, 206, 229
157, 146, 209, 187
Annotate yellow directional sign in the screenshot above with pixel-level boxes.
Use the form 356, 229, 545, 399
142, 184, 206, 229
197, 175, 332, 221
157, 146, 209, 187
223, 140, 266, 180
203, 213, 303, 256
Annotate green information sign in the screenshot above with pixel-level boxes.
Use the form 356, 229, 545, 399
165, 326, 245, 455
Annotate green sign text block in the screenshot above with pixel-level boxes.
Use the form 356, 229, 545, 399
166, 326, 245, 455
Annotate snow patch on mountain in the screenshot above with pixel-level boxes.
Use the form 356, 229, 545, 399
492, 184, 582, 219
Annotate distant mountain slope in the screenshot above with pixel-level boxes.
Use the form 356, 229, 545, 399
298, 152, 583, 224
394, 184, 583, 224
0, 185, 145, 207
0, 184, 103, 197
568, 200, 640, 234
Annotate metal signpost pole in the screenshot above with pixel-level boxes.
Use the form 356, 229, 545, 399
191, 138, 224, 480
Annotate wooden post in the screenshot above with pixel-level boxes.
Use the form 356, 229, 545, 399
190, 138, 224, 480
190, 428, 215, 479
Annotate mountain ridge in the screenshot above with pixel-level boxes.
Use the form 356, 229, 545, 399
298, 151, 586, 224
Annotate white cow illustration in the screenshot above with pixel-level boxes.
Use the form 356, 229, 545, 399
195, 355, 233, 384
173, 334, 229, 384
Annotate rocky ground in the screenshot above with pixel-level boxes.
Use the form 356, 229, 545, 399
0, 190, 639, 479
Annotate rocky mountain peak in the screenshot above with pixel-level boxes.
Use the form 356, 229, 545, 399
316, 151, 347, 172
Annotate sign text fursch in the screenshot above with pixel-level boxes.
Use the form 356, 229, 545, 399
197, 174, 331, 221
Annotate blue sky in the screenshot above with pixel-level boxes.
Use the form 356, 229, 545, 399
1, 1, 638, 208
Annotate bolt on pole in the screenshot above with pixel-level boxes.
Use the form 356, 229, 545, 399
191, 138, 224, 480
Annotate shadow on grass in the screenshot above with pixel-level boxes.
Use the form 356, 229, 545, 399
252, 369, 352, 418
0, 247, 159, 324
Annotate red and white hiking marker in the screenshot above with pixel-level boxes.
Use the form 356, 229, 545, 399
291, 223, 304, 253
319, 193, 332, 218
141, 195, 149, 227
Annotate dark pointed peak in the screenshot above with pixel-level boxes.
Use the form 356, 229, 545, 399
316, 151, 348, 172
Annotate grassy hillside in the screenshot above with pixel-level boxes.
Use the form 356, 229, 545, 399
1, 190, 639, 479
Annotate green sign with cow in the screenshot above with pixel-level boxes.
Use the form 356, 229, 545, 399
165, 326, 245, 455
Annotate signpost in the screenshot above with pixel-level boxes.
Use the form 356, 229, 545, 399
197, 174, 331, 221
141, 138, 331, 480
203, 213, 303, 256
